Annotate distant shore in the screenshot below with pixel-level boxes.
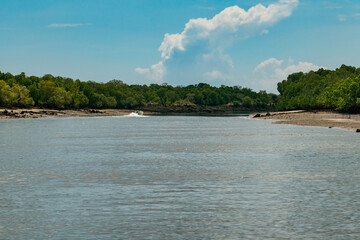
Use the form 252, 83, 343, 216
0, 108, 136, 119
252, 110, 360, 131
4, 109, 359, 131
0, 105, 267, 119
0, 106, 254, 119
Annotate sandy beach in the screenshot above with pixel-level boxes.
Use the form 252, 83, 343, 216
253, 110, 360, 131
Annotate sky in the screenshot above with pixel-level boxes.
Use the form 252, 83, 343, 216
1, 0, 360, 93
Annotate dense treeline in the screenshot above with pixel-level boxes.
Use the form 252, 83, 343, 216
277, 65, 360, 112
0, 71, 277, 110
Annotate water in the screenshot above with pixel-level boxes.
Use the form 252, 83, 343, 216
1, 116, 360, 239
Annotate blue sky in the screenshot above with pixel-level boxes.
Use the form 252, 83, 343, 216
1, 0, 360, 93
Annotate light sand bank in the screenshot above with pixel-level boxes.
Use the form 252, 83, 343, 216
253, 110, 360, 131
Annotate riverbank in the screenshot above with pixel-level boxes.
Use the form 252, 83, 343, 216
0, 104, 267, 119
3, 109, 360, 132
141, 103, 263, 114
0, 108, 137, 119
253, 110, 360, 131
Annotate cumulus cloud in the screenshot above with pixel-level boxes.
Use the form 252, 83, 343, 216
254, 58, 326, 93
136, 0, 298, 84
254, 58, 283, 72
275, 61, 325, 79
47, 23, 90, 28
135, 61, 165, 83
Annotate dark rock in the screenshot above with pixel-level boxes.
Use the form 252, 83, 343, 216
356, 129, 360, 133
265, 112, 271, 116
329, 126, 332, 128
3, 110, 15, 116
88, 109, 100, 113
253, 113, 261, 118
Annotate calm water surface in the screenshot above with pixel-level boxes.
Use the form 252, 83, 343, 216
0, 116, 360, 239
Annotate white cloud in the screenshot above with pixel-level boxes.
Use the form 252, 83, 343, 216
203, 70, 225, 81
275, 61, 325, 79
158, 0, 298, 61
159, 33, 185, 60
134, 68, 150, 75
336, 13, 360, 22
136, 0, 298, 84
134, 61, 165, 83
47, 23, 90, 28
260, 29, 270, 35
194, 6, 216, 11
254, 58, 283, 72
322, 1, 343, 9
337, 14, 347, 22
253, 58, 326, 93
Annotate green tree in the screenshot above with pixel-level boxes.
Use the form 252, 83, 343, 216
10, 84, 34, 107
48, 87, 72, 109
38, 80, 57, 106
242, 96, 253, 108
72, 91, 89, 108
0, 80, 12, 107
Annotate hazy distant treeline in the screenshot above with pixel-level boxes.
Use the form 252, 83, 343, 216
0, 71, 277, 110
277, 64, 360, 112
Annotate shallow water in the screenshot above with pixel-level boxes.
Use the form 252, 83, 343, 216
0, 116, 360, 239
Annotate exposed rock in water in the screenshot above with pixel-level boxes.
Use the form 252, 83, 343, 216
253, 113, 261, 118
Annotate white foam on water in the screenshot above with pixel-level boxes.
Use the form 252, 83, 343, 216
124, 112, 149, 118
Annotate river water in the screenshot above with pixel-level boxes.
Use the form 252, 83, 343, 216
0, 115, 360, 239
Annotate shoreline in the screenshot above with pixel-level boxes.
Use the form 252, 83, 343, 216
0, 104, 268, 119
0, 108, 136, 119
3, 108, 360, 132
252, 110, 360, 131
0, 108, 252, 119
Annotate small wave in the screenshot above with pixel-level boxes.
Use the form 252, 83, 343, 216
124, 112, 149, 118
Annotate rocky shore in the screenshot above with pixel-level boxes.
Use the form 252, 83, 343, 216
0, 104, 267, 119
253, 110, 360, 131
141, 103, 259, 115
0, 108, 134, 119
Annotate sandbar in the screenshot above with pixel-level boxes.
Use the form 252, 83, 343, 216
253, 110, 360, 131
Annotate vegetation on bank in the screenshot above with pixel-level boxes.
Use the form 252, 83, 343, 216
277, 65, 360, 112
0, 71, 277, 110
2, 64, 359, 113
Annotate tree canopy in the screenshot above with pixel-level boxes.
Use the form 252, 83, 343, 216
0, 71, 277, 110
277, 65, 360, 112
